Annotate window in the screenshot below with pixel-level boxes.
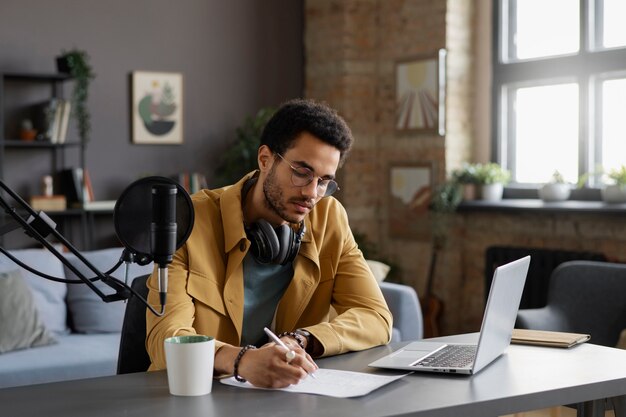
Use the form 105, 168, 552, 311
493, 0, 626, 186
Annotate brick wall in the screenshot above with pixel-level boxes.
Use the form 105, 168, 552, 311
305, 0, 449, 292
304, 0, 626, 335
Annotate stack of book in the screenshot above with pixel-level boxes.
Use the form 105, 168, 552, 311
29, 195, 67, 211
57, 167, 94, 206
56, 167, 116, 211
175, 172, 208, 194
32, 98, 72, 143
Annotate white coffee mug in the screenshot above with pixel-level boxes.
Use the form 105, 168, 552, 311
164, 335, 214, 396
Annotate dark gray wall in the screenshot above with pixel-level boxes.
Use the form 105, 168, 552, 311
1, 0, 303, 199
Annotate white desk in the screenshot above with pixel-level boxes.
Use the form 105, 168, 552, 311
1, 334, 625, 417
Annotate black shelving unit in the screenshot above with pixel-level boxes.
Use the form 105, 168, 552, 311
0, 71, 92, 249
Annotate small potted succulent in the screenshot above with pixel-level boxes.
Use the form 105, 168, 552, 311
602, 165, 626, 204
538, 170, 571, 202
19, 119, 37, 141
474, 163, 511, 201
56, 49, 95, 144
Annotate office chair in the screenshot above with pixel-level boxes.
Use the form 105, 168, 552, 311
117, 274, 152, 374
516, 260, 626, 347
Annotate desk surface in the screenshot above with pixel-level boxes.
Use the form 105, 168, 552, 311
2, 334, 626, 417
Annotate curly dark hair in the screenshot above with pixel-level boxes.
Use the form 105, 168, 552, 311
259, 98, 353, 166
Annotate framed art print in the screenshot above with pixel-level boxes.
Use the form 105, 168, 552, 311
388, 163, 434, 240
132, 71, 183, 144
395, 49, 446, 135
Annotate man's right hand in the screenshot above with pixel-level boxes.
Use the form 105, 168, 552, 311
215, 344, 318, 388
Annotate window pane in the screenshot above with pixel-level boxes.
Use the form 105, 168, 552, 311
602, 0, 626, 49
602, 78, 626, 172
514, 0, 579, 60
514, 84, 579, 183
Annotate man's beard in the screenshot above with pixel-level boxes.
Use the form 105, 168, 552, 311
263, 165, 306, 224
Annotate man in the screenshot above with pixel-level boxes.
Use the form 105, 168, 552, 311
146, 99, 392, 388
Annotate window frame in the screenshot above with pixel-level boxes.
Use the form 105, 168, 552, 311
492, 0, 626, 189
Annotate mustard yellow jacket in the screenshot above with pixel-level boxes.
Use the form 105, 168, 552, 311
146, 172, 392, 370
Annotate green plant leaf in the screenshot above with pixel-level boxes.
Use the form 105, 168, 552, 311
214, 107, 275, 186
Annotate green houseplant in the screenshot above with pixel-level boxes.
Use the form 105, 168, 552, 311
602, 165, 626, 203
475, 162, 511, 185
56, 49, 95, 144
214, 107, 275, 187
474, 163, 510, 201
420, 180, 462, 337
452, 163, 480, 200
607, 165, 626, 185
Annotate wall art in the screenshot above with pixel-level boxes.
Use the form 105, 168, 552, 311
132, 71, 183, 144
395, 49, 446, 135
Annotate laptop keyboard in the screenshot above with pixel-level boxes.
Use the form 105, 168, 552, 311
415, 345, 477, 368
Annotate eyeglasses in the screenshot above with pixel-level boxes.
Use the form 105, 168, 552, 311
275, 153, 339, 197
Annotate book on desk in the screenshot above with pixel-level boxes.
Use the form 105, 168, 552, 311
511, 329, 590, 348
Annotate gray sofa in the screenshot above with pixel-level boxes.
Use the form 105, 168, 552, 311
0, 248, 421, 389
0, 247, 153, 389
380, 281, 423, 342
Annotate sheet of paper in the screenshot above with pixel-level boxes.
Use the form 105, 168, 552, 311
220, 368, 408, 398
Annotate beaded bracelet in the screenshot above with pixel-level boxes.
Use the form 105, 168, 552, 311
278, 331, 305, 350
233, 345, 257, 383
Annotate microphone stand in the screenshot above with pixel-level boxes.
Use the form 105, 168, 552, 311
0, 179, 165, 316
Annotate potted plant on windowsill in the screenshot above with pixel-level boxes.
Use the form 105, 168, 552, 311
602, 165, 626, 204
538, 170, 571, 202
56, 49, 95, 144
452, 163, 480, 201
475, 163, 511, 201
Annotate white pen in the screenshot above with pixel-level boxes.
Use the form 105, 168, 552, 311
263, 327, 317, 379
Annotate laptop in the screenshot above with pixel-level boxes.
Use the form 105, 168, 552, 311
369, 256, 530, 375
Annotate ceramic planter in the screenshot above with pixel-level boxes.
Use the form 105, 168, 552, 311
461, 184, 477, 201
481, 183, 504, 201
538, 183, 571, 202
56, 56, 71, 73
602, 185, 626, 204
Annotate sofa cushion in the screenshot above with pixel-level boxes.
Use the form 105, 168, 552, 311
0, 333, 120, 389
0, 249, 69, 334
0, 270, 57, 353
64, 248, 154, 333
366, 259, 391, 283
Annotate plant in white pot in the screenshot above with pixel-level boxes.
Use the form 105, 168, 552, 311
538, 170, 571, 202
475, 163, 510, 201
602, 165, 626, 204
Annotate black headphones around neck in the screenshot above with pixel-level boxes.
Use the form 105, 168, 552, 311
246, 219, 305, 265
241, 176, 306, 265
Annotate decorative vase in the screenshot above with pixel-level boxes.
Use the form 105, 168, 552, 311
481, 183, 504, 201
602, 185, 626, 204
19, 129, 37, 141
538, 183, 571, 202
56, 56, 71, 74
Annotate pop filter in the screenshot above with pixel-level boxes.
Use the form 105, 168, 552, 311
114, 176, 194, 264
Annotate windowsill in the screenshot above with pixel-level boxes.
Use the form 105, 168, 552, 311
458, 199, 626, 214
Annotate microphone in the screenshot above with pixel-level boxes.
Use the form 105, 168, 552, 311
150, 184, 177, 308
114, 175, 195, 314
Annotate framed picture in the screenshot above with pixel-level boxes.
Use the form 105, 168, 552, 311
395, 49, 446, 135
131, 71, 183, 144
388, 163, 434, 240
